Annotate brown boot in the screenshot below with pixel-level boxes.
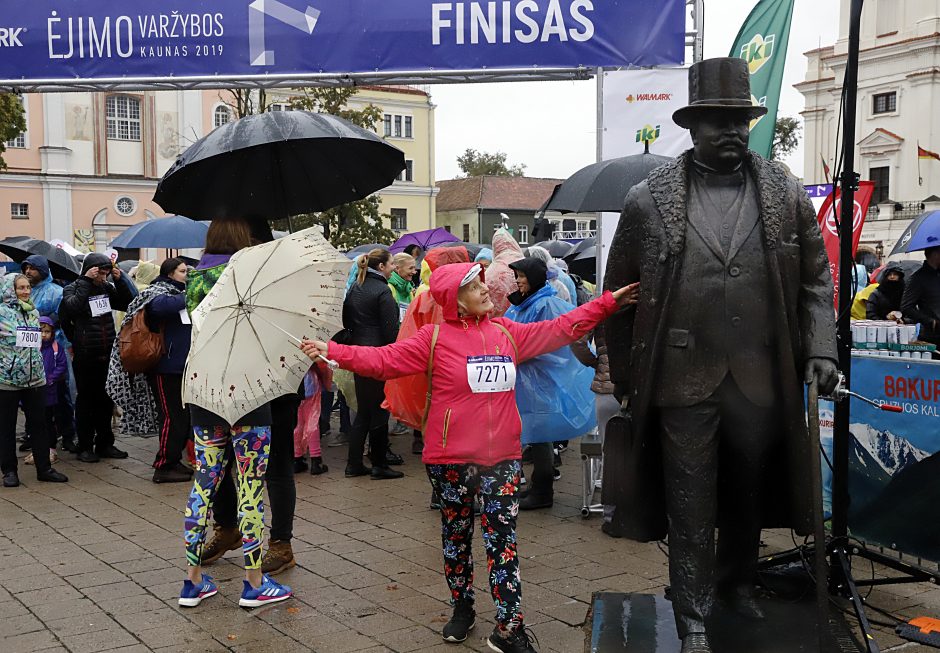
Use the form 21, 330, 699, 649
200, 525, 241, 565
260, 540, 296, 576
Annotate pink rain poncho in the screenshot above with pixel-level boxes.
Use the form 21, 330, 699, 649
486, 228, 524, 317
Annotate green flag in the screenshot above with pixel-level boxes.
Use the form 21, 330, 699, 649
728, 0, 795, 158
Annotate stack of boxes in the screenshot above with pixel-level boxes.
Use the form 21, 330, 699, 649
851, 321, 937, 360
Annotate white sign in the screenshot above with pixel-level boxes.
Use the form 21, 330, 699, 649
15, 326, 41, 348
89, 295, 112, 317
466, 355, 515, 394
599, 67, 691, 281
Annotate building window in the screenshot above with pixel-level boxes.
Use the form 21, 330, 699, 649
267, 103, 293, 112
11, 203, 28, 220
518, 225, 529, 245
462, 224, 470, 242
383, 113, 413, 139
404, 116, 413, 138
390, 208, 407, 231
213, 105, 233, 128
106, 95, 142, 141
383, 114, 392, 137
872, 92, 896, 115
870, 166, 890, 205
397, 160, 414, 182
444, 225, 452, 233
394, 115, 402, 138
115, 196, 137, 217
5, 95, 26, 149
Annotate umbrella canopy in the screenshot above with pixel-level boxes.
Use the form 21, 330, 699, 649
903, 210, 940, 253
153, 110, 405, 221
872, 259, 922, 283
110, 216, 209, 249
0, 236, 81, 280
533, 240, 574, 258
889, 210, 940, 255
183, 227, 348, 425
566, 246, 597, 283
547, 145, 671, 213
564, 236, 596, 261
435, 240, 484, 259
390, 228, 461, 253
344, 243, 389, 259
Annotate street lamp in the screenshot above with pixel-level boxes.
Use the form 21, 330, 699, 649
875, 242, 884, 261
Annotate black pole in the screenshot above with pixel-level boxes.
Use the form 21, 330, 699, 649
832, 0, 863, 557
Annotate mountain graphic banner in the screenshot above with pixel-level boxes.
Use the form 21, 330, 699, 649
728, 0, 795, 158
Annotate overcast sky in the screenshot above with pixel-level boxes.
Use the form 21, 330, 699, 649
431, 0, 841, 182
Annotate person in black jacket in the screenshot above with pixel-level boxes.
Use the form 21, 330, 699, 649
901, 246, 940, 345
145, 258, 193, 483
343, 249, 403, 480
866, 264, 905, 321
59, 253, 133, 462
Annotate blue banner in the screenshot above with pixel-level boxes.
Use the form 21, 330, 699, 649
818, 355, 940, 564
0, 0, 686, 85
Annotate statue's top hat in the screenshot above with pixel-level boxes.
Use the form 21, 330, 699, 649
672, 57, 768, 129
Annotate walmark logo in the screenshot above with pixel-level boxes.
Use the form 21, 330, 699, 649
635, 124, 661, 145
0, 27, 24, 47
625, 93, 673, 104
740, 33, 775, 75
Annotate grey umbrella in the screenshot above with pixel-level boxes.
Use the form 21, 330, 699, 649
153, 111, 405, 221
547, 143, 671, 214
0, 236, 81, 280
533, 240, 574, 258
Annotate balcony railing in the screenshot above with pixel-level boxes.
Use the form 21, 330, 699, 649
552, 230, 596, 240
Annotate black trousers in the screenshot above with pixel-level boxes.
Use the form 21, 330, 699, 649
73, 355, 115, 453
319, 388, 352, 434
0, 387, 52, 475
657, 375, 778, 638
147, 373, 190, 470
527, 442, 555, 499
348, 374, 388, 468
54, 378, 75, 444
214, 393, 299, 542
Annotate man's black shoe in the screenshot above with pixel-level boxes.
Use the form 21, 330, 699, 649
386, 449, 404, 466
77, 450, 100, 463
370, 466, 404, 480
3, 471, 20, 487
344, 464, 370, 478
486, 626, 539, 653
152, 467, 193, 483
37, 469, 68, 483
97, 446, 128, 459
519, 494, 552, 511
442, 601, 475, 642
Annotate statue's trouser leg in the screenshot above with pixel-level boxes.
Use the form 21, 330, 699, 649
659, 398, 721, 638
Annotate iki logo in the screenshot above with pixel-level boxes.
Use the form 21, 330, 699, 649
635, 124, 661, 145
750, 95, 768, 129
740, 33, 775, 75
0, 27, 24, 47
249, 0, 320, 66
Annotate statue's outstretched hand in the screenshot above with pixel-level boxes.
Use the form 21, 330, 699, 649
612, 282, 640, 307
805, 357, 839, 395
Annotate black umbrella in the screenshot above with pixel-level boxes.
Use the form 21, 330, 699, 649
344, 243, 389, 259
547, 143, 671, 213
153, 111, 406, 221
0, 237, 81, 280
566, 246, 597, 283
533, 240, 574, 258
564, 236, 596, 261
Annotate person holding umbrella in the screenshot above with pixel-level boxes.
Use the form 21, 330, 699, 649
299, 262, 638, 653
901, 245, 940, 346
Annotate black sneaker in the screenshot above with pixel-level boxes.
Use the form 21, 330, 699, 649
293, 457, 309, 473
487, 626, 539, 653
552, 468, 561, 481
97, 446, 128, 459
77, 450, 100, 463
442, 602, 475, 642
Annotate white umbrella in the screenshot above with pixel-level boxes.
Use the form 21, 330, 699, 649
183, 227, 346, 425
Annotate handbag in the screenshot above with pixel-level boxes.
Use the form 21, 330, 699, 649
118, 310, 164, 374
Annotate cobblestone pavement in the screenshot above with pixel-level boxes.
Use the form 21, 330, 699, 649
2, 427, 939, 653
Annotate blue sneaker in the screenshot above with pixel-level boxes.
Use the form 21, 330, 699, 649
178, 574, 218, 607
239, 574, 293, 608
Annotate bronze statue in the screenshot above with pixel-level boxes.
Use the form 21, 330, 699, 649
603, 57, 839, 653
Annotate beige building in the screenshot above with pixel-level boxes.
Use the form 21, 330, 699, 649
796, 0, 940, 256
1, 85, 436, 252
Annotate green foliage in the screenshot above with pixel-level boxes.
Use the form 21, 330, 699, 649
457, 148, 526, 177
0, 93, 27, 170
770, 116, 801, 161
222, 87, 393, 248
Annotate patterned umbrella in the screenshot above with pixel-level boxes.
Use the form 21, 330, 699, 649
183, 227, 347, 425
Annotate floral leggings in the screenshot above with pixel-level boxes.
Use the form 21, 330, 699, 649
184, 425, 271, 569
426, 459, 524, 631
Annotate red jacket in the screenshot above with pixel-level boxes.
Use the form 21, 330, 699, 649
329, 262, 619, 466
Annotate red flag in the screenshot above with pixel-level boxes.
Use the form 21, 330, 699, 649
815, 181, 875, 309
820, 154, 831, 183
918, 145, 940, 161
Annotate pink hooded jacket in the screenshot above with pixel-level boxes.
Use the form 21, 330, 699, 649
328, 262, 619, 466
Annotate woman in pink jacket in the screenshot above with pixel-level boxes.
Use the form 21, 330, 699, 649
301, 262, 637, 653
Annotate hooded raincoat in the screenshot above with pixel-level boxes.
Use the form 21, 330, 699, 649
487, 229, 525, 317
328, 262, 618, 466
22, 255, 63, 321
504, 260, 597, 445
0, 274, 45, 388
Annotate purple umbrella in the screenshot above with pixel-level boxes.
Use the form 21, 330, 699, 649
390, 228, 460, 254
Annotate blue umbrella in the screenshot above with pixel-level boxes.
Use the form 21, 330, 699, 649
110, 216, 209, 249
902, 210, 940, 253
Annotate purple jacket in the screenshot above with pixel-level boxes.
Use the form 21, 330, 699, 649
40, 322, 68, 406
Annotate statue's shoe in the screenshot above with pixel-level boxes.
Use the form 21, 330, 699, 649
680, 633, 712, 653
